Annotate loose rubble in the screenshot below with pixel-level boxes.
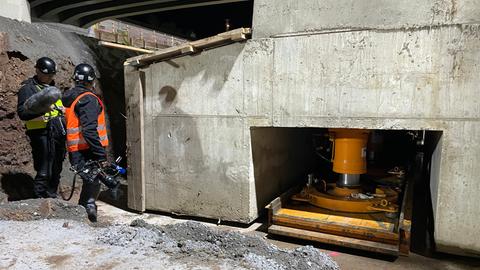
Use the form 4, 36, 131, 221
0, 198, 86, 221
98, 219, 340, 270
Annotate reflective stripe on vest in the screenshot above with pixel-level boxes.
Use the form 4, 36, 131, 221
66, 124, 106, 135
25, 98, 64, 130
66, 134, 109, 147
64, 92, 109, 152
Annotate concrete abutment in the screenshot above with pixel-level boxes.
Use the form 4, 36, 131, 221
126, 0, 480, 256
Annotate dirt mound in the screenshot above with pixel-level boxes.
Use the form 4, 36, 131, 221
0, 16, 137, 195
0, 50, 35, 174
0, 198, 87, 221
98, 219, 340, 270
0, 32, 74, 178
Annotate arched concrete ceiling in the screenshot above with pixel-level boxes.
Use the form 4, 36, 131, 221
29, 0, 253, 39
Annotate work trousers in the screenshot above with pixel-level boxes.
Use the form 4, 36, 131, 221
27, 118, 66, 198
69, 151, 101, 214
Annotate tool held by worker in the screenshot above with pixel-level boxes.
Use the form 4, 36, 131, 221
23, 86, 62, 115
63, 157, 126, 201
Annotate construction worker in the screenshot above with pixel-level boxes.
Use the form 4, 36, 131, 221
16, 57, 66, 198
62, 63, 108, 222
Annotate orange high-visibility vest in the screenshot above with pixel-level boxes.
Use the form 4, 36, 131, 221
65, 92, 109, 152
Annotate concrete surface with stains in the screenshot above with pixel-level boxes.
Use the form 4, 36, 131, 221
252, 0, 480, 38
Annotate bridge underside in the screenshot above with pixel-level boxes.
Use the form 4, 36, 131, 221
28, 0, 253, 39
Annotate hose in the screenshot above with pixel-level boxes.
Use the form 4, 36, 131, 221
62, 172, 78, 201
312, 134, 333, 163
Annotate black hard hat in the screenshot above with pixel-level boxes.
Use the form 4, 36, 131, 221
35, 57, 56, 74
72, 63, 96, 83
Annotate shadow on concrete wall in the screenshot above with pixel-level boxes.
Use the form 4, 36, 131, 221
142, 45, 247, 218
99, 184, 129, 210
250, 127, 320, 214
411, 131, 443, 256
0, 172, 35, 201
159, 85, 178, 105
79, 36, 138, 169
153, 85, 205, 212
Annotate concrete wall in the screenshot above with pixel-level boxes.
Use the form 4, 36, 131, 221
253, 0, 480, 38
266, 25, 480, 256
131, 0, 480, 255
0, 0, 31, 23
140, 43, 267, 222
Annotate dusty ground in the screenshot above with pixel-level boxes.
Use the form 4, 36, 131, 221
1, 198, 478, 270
0, 198, 338, 270
0, 198, 86, 221
97, 199, 480, 270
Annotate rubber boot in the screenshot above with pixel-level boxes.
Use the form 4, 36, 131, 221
79, 179, 101, 222
47, 122, 66, 200
85, 201, 97, 222
33, 172, 50, 198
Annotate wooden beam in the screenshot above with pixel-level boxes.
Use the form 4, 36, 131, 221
272, 212, 399, 245
125, 28, 251, 66
269, 224, 400, 256
98, 41, 155, 54
399, 177, 414, 256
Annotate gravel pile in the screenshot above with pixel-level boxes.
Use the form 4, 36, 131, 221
98, 219, 340, 270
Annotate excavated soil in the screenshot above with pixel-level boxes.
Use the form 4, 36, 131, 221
0, 198, 86, 221
0, 16, 136, 201
0, 51, 74, 169
0, 41, 75, 201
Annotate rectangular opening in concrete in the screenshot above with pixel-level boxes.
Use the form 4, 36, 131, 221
250, 127, 443, 254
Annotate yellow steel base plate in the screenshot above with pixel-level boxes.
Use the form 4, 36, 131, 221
292, 185, 399, 213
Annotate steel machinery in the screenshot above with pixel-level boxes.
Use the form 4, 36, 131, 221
266, 128, 414, 256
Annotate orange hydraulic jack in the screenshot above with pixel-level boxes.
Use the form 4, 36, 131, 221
267, 128, 412, 256
292, 128, 399, 214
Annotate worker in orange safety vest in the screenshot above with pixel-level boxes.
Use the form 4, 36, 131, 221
62, 63, 108, 222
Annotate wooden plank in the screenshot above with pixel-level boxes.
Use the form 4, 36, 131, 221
180, 45, 196, 54
273, 213, 399, 245
218, 27, 251, 38
98, 30, 117, 42
98, 41, 154, 54
124, 66, 146, 212
276, 208, 395, 232
266, 185, 399, 244
269, 224, 399, 256
125, 28, 251, 66
265, 185, 302, 215
399, 177, 414, 256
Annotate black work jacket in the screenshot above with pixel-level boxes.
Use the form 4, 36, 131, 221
62, 85, 106, 161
